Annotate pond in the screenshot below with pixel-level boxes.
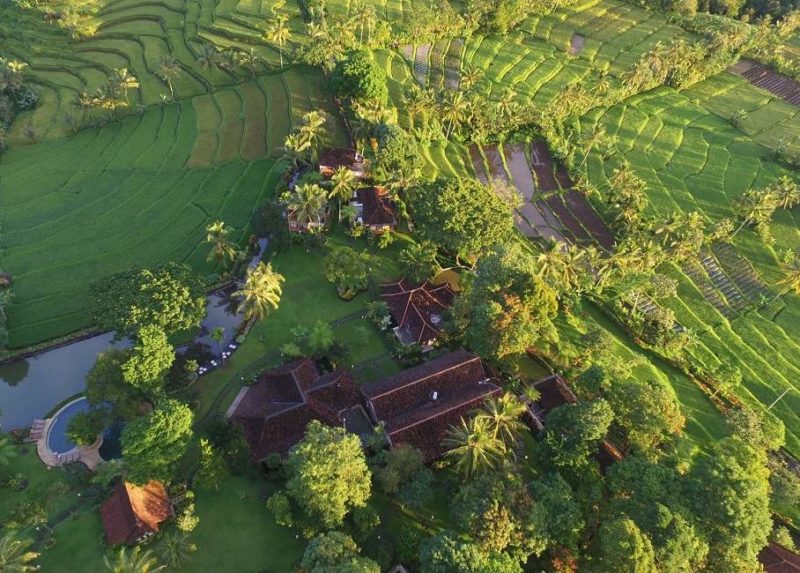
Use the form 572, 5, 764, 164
0, 238, 267, 432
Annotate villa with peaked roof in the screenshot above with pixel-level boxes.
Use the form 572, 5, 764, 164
318, 148, 366, 179
226, 358, 367, 461
381, 278, 455, 348
100, 481, 172, 546
760, 543, 800, 572
361, 349, 502, 462
352, 186, 397, 234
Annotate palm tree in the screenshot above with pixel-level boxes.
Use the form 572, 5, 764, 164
299, 110, 327, 163
238, 48, 262, 76
104, 546, 164, 573
442, 90, 468, 138
205, 220, 238, 266
773, 175, 800, 210
112, 68, 139, 107
281, 132, 311, 170
288, 183, 329, 227
158, 532, 196, 570
442, 416, 506, 478
211, 326, 226, 363
403, 84, 425, 130
0, 533, 38, 572
328, 165, 357, 222
460, 65, 483, 91
399, 241, 440, 284
266, 15, 290, 68
353, 1, 376, 44
475, 393, 527, 450
0, 437, 18, 466
157, 55, 181, 99
497, 87, 517, 119
233, 261, 285, 323
779, 253, 800, 295
195, 43, 218, 70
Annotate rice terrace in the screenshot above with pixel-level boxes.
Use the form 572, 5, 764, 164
0, 0, 800, 569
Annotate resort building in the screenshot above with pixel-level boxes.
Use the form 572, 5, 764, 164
351, 186, 397, 234
360, 349, 502, 462
100, 481, 172, 546
380, 278, 456, 348
318, 148, 366, 179
759, 542, 800, 572
226, 358, 368, 461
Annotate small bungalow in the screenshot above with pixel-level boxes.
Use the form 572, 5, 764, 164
759, 542, 800, 572
522, 374, 578, 431
351, 186, 397, 234
361, 349, 502, 462
226, 358, 367, 461
380, 278, 456, 348
100, 481, 172, 546
318, 148, 366, 179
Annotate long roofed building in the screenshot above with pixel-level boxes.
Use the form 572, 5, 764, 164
227, 358, 366, 461
361, 349, 502, 461
100, 481, 172, 546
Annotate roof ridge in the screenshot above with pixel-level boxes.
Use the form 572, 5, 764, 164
369, 354, 482, 400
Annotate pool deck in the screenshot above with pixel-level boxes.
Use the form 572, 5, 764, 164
33, 399, 105, 471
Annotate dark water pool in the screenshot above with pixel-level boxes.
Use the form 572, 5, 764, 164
47, 398, 91, 454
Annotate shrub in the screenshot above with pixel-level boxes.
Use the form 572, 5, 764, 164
329, 50, 388, 104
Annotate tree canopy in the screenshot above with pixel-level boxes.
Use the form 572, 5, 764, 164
91, 263, 206, 337
301, 531, 380, 573
410, 177, 515, 259
329, 49, 388, 103
121, 398, 194, 484
285, 420, 372, 529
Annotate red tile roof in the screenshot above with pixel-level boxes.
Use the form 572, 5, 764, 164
100, 481, 171, 546
381, 279, 455, 346
230, 359, 362, 461
319, 148, 365, 177
356, 187, 396, 228
760, 543, 800, 573
361, 350, 502, 461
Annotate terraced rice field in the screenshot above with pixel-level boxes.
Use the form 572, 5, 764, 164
0, 67, 347, 347
0, 0, 310, 143
579, 85, 800, 452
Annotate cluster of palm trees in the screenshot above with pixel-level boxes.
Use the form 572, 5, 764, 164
76, 68, 139, 117
732, 175, 800, 244
195, 44, 263, 77
281, 110, 328, 169
0, 533, 38, 572
443, 392, 536, 477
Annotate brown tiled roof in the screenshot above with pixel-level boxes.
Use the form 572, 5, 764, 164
356, 187, 396, 227
231, 359, 362, 461
100, 481, 171, 546
362, 350, 502, 461
532, 375, 578, 413
760, 543, 800, 573
319, 148, 364, 171
380, 279, 455, 345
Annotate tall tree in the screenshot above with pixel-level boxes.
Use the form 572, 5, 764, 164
410, 177, 514, 260
157, 533, 196, 570
121, 325, 174, 395
301, 532, 380, 573
476, 393, 527, 450
266, 15, 291, 68
442, 416, 507, 478
595, 518, 657, 573
156, 55, 181, 99
286, 183, 329, 228
0, 533, 38, 572
284, 420, 372, 529
233, 261, 285, 323
399, 241, 440, 284
205, 220, 238, 266
120, 399, 194, 484
328, 165, 357, 221
104, 546, 164, 573
542, 399, 614, 470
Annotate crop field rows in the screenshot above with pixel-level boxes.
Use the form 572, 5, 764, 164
731, 60, 800, 107
0, 67, 347, 347
579, 85, 800, 452
470, 141, 614, 249
0, 0, 308, 143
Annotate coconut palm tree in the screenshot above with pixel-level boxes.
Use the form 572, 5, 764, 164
299, 110, 327, 163
158, 532, 196, 570
104, 546, 164, 573
205, 220, 238, 266
779, 253, 800, 295
442, 416, 506, 478
0, 437, 18, 466
112, 68, 139, 107
442, 90, 468, 138
0, 533, 38, 572
460, 65, 483, 90
233, 261, 285, 323
266, 15, 290, 68
238, 48, 263, 76
195, 43, 218, 70
773, 175, 800, 210
281, 132, 312, 170
475, 393, 527, 450
399, 241, 440, 284
288, 183, 328, 228
328, 166, 357, 222
353, 1, 376, 44
157, 55, 181, 99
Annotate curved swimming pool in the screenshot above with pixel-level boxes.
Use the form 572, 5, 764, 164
47, 398, 91, 454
